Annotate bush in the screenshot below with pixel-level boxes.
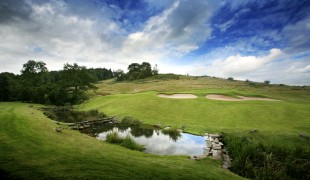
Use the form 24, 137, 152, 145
121, 116, 142, 126
86, 109, 106, 118
106, 132, 145, 151
161, 127, 181, 142
227, 77, 234, 81
106, 132, 123, 144
222, 135, 310, 179
264, 80, 270, 84
121, 135, 145, 151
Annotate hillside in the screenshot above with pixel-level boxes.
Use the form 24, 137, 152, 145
1, 75, 309, 179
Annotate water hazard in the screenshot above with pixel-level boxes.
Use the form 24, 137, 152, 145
81, 124, 208, 156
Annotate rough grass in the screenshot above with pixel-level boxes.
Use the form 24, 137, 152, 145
106, 132, 145, 151
0, 102, 242, 179
222, 134, 310, 179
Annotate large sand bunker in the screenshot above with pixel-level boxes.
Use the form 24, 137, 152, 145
157, 94, 197, 99
205, 94, 280, 101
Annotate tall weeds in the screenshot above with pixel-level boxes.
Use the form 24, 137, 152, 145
223, 135, 310, 179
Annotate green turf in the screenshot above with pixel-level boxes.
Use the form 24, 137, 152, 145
1, 76, 310, 179
0, 102, 242, 179
80, 76, 310, 148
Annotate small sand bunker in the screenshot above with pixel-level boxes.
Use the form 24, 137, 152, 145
157, 94, 197, 99
205, 94, 280, 101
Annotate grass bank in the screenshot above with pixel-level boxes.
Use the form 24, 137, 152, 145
0, 102, 242, 179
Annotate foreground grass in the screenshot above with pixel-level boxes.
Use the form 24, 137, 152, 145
0, 102, 241, 179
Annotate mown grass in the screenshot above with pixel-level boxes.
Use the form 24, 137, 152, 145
79, 90, 310, 148
0, 102, 242, 179
79, 76, 310, 179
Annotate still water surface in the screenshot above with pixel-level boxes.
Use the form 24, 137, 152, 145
82, 124, 207, 156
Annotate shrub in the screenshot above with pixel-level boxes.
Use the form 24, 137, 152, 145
106, 132, 123, 144
222, 135, 310, 179
227, 77, 234, 81
106, 132, 145, 151
161, 127, 181, 141
121, 135, 145, 151
264, 80, 270, 84
121, 116, 142, 126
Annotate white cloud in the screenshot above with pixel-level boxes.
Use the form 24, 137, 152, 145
203, 48, 284, 77
0, 0, 219, 74
121, 0, 217, 60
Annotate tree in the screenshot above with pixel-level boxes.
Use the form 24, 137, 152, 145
125, 62, 156, 80
21, 60, 48, 86
61, 63, 97, 104
227, 77, 234, 81
152, 64, 159, 75
264, 80, 270, 85
19, 60, 49, 103
0, 72, 17, 101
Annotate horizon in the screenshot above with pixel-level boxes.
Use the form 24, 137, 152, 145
1, 0, 310, 85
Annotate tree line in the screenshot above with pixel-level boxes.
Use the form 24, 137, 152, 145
115, 62, 158, 81
0, 60, 115, 105
0, 61, 158, 105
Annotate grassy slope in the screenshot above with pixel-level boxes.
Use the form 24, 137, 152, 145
0, 102, 242, 179
80, 76, 310, 148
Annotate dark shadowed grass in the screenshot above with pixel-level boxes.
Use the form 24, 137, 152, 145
222, 134, 310, 179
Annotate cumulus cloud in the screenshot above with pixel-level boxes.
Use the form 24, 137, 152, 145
122, 0, 217, 58
203, 48, 284, 77
0, 0, 219, 73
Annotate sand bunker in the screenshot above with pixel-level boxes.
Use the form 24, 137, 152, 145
157, 94, 197, 99
205, 94, 280, 101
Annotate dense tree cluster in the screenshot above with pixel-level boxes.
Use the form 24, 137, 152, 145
0, 60, 115, 105
116, 62, 158, 81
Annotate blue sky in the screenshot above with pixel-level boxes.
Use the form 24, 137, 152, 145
0, 0, 310, 85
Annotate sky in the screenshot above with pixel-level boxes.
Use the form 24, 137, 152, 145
0, 0, 310, 85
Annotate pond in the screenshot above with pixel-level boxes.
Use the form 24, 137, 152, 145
81, 124, 208, 156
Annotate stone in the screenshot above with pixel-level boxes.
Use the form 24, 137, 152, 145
209, 134, 221, 138
204, 133, 209, 136
111, 118, 119, 124
55, 127, 62, 133
204, 148, 211, 155
213, 144, 222, 150
78, 126, 84, 130
249, 129, 258, 133
214, 138, 219, 143
222, 161, 231, 169
154, 124, 162, 128
222, 154, 231, 161
218, 142, 224, 146
209, 137, 214, 142
212, 150, 222, 160
68, 126, 78, 130
206, 141, 212, 148
84, 125, 91, 128
299, 133, 310, 139
192, 154, 207, 160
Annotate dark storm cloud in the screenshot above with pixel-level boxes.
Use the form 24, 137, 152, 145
0, 0, 32, 23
